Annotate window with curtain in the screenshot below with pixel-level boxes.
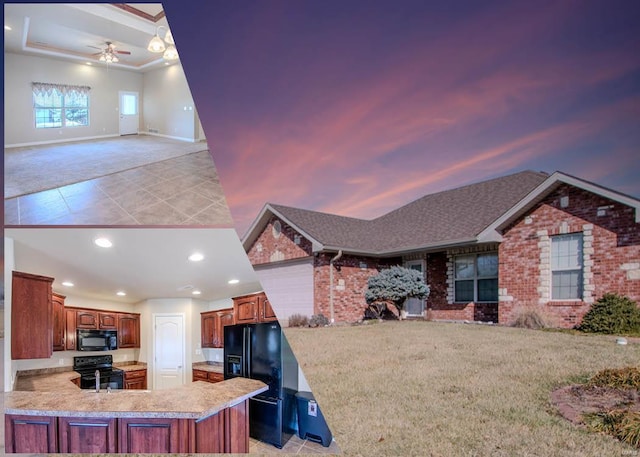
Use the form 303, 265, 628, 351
33, 82, 90, 128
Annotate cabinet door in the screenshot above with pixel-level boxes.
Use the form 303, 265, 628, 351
216, 308, 235, 348
52, 293, 66, 351
5, 414, 58, 453
193, 410, 224, 453
118, 313, 140, 348
76, 310, 98, 329
201, 312, 216, 348
98, 312, 118, 329
233, 296, 259, 324
261, 295, 278, 322
118, 417, 189, 453
208, 372, 224, 383
58, 416, 117, 453
65, 308, 77, 350
225, 400, 250, 453
11, 271, 54, 360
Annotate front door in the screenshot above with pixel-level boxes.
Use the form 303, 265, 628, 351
118, 91, 139, 135
405, 260, 426, 317
153, 314, 185, 390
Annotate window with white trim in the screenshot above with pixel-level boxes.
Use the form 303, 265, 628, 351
454, 253, 498, 302
33, 82, 90, 129
551, 234, 583, 300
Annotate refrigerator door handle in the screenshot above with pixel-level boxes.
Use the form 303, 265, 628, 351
251, 396, 279, 406
246, 327, 252, 378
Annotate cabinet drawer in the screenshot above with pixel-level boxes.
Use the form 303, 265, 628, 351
208, 372, 224, 383
124, 369, 146, 379
193, 369, 208, 381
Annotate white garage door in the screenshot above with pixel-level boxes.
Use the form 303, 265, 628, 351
254, 259, 314, 324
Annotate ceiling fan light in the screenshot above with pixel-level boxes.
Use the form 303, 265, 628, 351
99, 54, 106, 62
163, 44, 179, 60
164, 29, 175, 45
112, 54, 119, 63
147, 34, 165, 53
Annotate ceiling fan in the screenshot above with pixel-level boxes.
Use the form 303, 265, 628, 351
88, 41, 131, 63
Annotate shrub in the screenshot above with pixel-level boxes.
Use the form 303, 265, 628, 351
309, 313, 329, 328
288, 314, 309, 327
583, 410, 640, 448
512, 309, 548, 329
364, 266, 429, 317
587, 367, 640, 389
577, 293, 640, 335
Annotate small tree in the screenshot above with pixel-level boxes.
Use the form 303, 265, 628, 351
577, 293, 640, 335
365, 266, 429, 319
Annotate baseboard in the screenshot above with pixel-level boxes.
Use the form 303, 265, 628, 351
5, 133, 120, 149
144, 131, 197, 143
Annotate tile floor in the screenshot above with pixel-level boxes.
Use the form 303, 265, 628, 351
250, 435, 341, 455
4, 151, 233, 226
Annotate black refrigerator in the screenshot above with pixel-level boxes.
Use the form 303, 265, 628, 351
224, 321, 298, 448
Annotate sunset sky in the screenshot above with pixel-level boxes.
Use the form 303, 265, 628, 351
165, 0, 640, 235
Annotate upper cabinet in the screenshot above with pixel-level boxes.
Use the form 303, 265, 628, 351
201, 308, 235, 348
65, 308, 77, 351
99, 312, 118, 329
76, 310, 98, 329
118, 313, 141, 349
233, 292, 277, 324
12, 271, 54, 359
52, 293, 66, 352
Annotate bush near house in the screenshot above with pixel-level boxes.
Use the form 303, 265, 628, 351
576, 293, 640, 335
364, 266, 429, 319
512, 308, 548, 330
309, 313, 329, 327
288, 314, 309, 327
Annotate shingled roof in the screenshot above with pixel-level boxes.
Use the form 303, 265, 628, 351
252, 170, 549, 255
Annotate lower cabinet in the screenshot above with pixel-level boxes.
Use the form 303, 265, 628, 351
124, 369, 147, 390
58, 416, 117, 453
4, 401, 249, 454
4, 414, 57, 454
193, 368, 224, 383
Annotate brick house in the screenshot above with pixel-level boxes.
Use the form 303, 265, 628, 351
242, 171, 640, 327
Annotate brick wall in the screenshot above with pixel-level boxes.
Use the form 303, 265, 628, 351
246, 216, 313, 265
314, 253, 401, 322
499, 184, 640, 327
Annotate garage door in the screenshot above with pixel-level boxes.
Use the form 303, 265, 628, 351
254, 259, 314, 324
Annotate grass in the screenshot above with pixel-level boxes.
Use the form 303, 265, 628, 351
284, 321, 640, 456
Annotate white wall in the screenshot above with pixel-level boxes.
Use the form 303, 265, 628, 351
3, 238, 15, 391
4, 53, 143, 147
142, 64, 199, 142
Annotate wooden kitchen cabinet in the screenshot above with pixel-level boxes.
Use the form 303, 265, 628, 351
124, 368, 147, 390
233, 292, 277, 324
58, 416, 117, 453
193, 368, 209, 382
98, 312, 118, 329
65, 308, 77, 350
202, 308, 235, 348
208, 372, 224, 383
52, 293, 66, 352
76, 309, 98, 329
193, 368, 223, 384
118, 417, 189, 453
118, 313, 140, 348
11, 271, 54, 360
4, 414, 58, 453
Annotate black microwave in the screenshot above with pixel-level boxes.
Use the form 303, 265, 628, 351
77, 329, 118, 351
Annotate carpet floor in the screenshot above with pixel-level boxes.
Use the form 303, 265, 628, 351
4, 135, 208, 199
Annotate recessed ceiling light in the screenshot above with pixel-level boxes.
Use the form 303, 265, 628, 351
188, 253, 204, 262
116, 291, 126, 296
94, 237, 113, 248
192, 290, 202, 295
62, 281, 74, 287
5, 25, 12, 31
228, 279, 240, 285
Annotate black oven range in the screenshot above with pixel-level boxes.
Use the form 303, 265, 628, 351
73, 355, 124, 390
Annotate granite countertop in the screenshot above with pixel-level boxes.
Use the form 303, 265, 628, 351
192, 361, 223, 374
14, 370, 80, 392
114, 363, 148, 372
4, 377, 267, 420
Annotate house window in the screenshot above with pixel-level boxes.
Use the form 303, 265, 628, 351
454, 253, 498, 302
33, 82, 90, 128
551, 234, 583, 300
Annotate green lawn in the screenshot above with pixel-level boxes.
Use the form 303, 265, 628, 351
285, 321, 640, 456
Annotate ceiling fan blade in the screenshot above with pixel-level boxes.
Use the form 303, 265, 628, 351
115, 50, 131, 55
87, 45, 102, 50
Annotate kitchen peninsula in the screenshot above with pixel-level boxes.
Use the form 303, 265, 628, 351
4, 375, 267, 454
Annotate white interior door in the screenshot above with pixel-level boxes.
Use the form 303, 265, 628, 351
153, 314, 185, 390
119, 91, 139, 135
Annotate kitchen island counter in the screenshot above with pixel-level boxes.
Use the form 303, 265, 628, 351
5, 377, 266, 419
